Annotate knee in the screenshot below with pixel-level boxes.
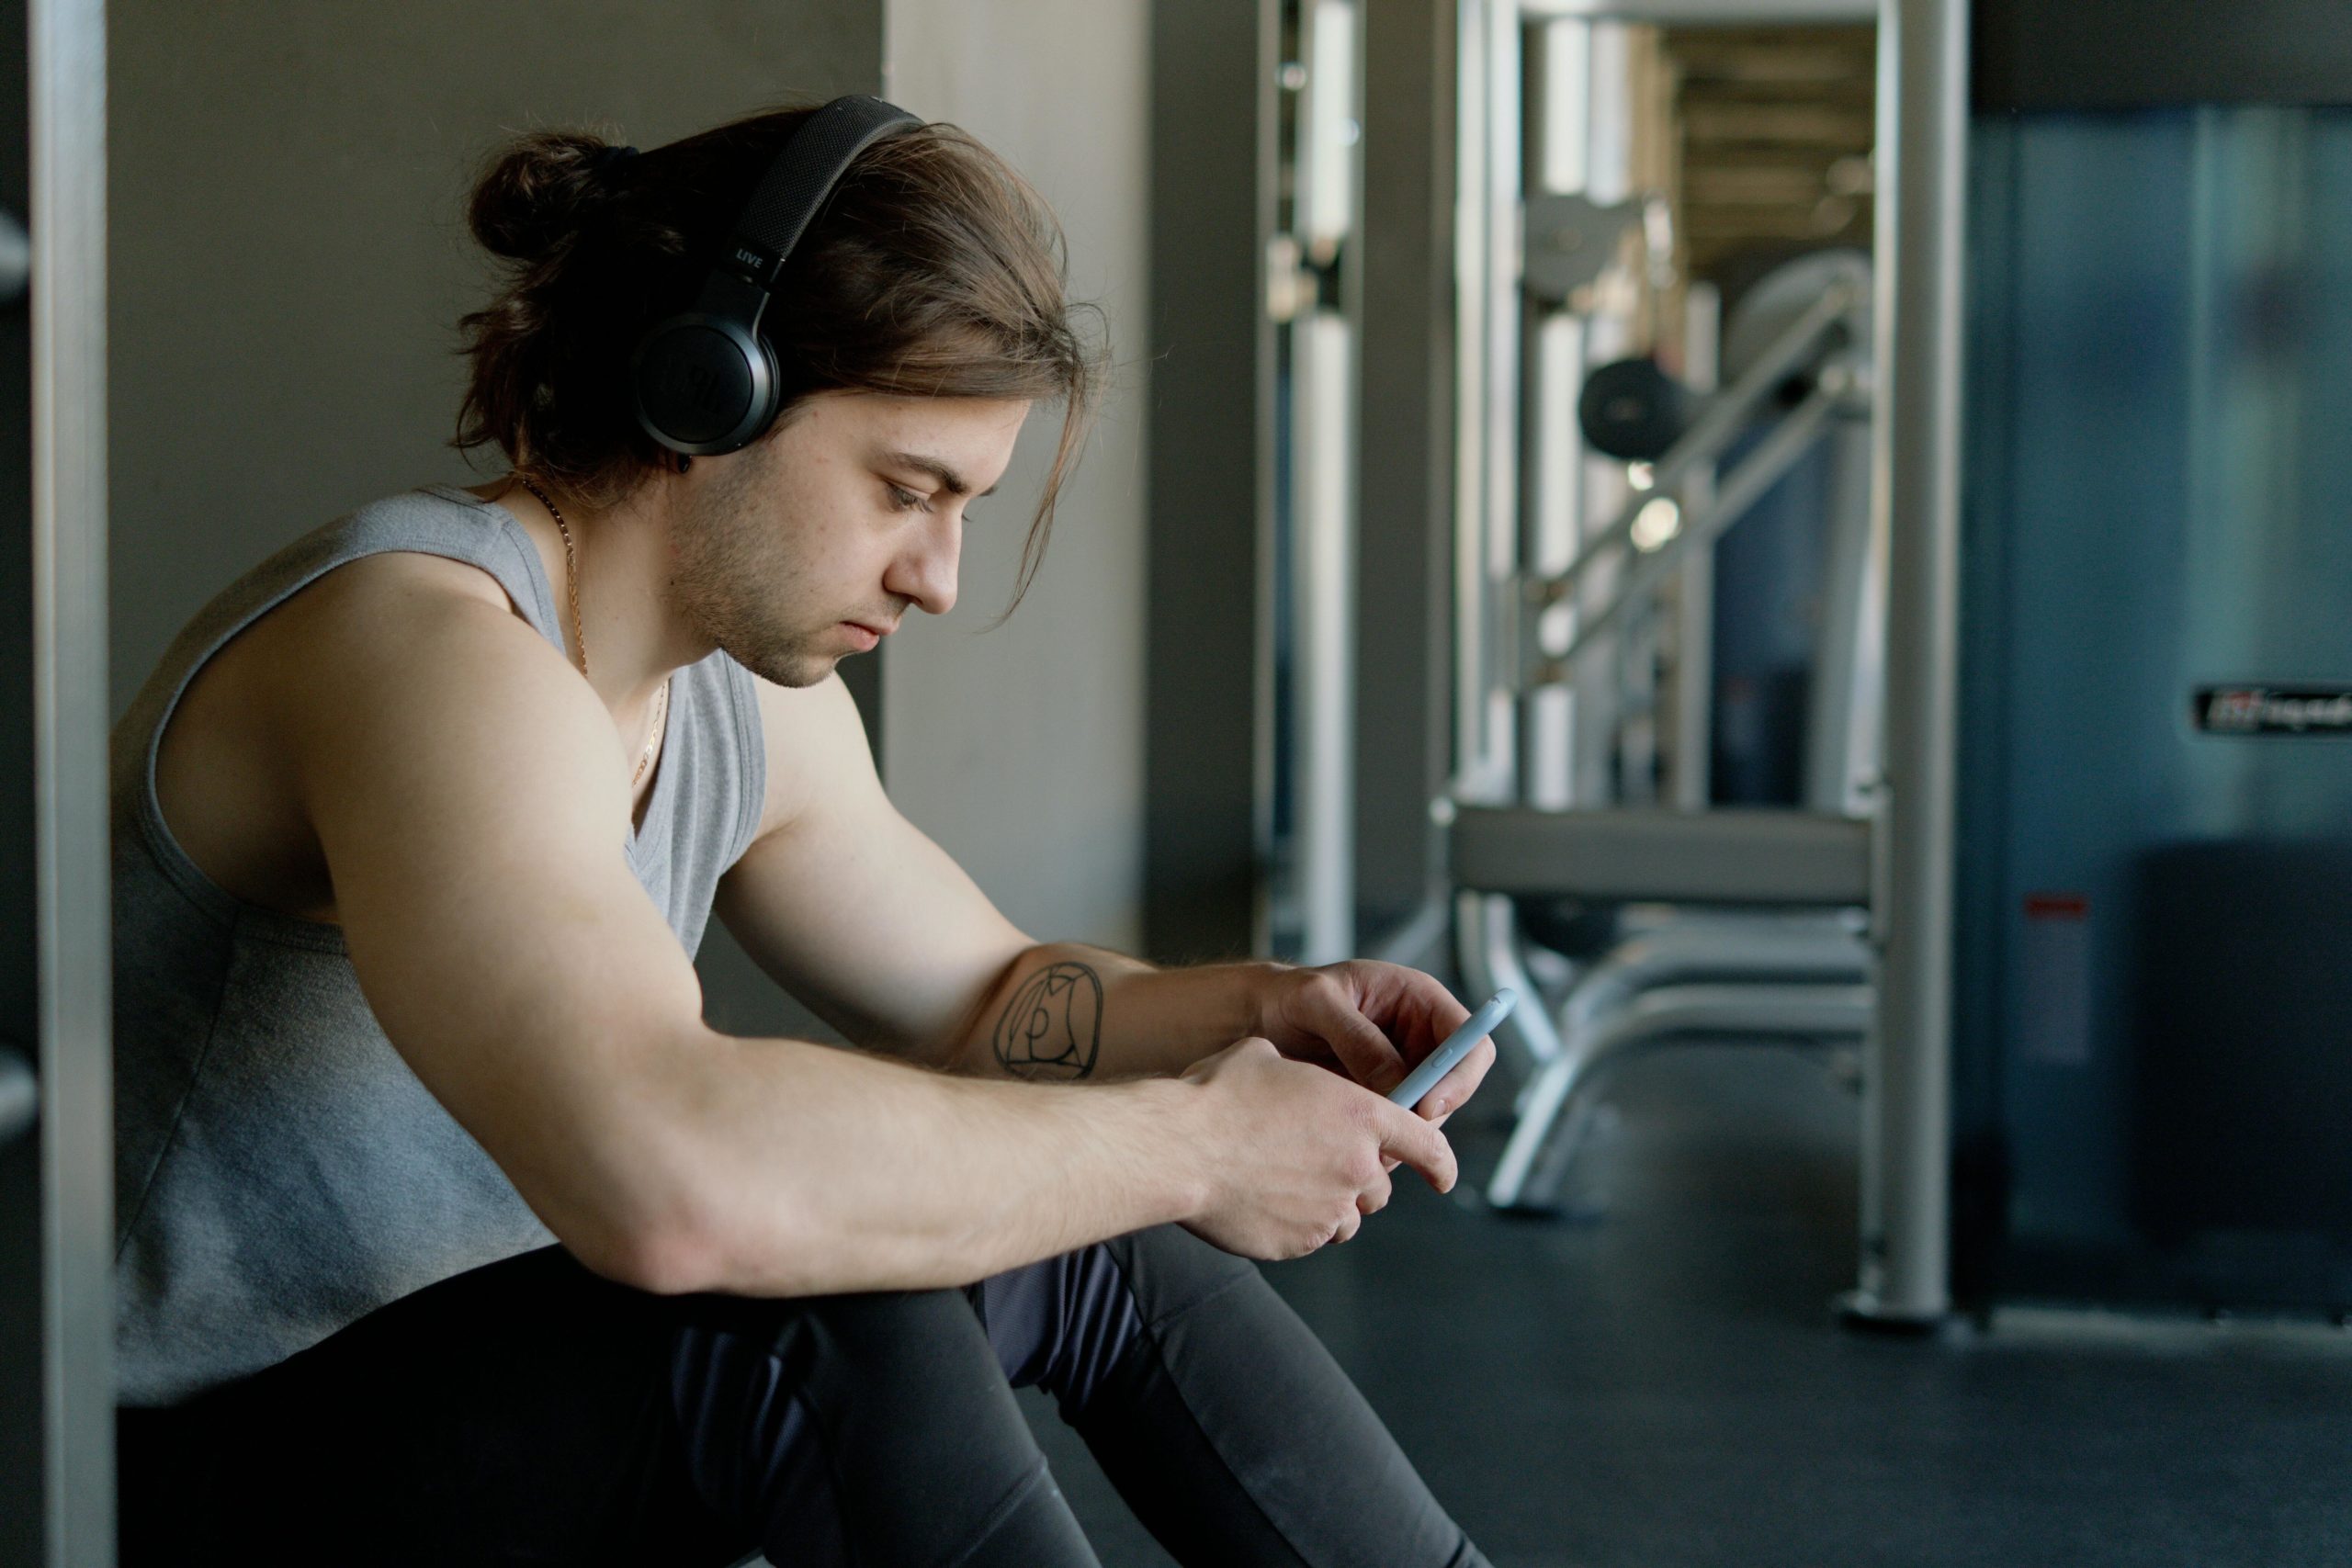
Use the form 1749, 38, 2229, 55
973, 1226, 1258, 1417
1106, 1223, 1262, 1332
673, 1289, 1039, 1479
673, 1284, 999, 1417
666, 1287, 1069, 1564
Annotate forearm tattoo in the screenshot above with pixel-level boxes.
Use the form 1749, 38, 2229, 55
992, 962, 1104, 1081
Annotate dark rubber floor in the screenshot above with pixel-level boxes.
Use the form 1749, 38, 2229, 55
1023, 1044, 2352, 1568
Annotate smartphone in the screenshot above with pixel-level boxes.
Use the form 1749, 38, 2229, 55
1387, 988, 1517, 1110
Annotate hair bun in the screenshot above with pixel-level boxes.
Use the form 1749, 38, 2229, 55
467, 130, 625, 263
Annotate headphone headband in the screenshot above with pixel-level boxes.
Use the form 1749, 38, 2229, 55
632, 95, 923, 457
723, 96, 920, 288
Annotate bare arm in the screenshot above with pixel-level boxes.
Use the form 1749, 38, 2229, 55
944, 943, 1499, 1186
279, 562, 1454, 1298
713, 679, 1496, 1115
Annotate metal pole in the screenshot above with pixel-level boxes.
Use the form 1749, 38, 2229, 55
1450, 0, 1521, 807
1668, 281, 1718, 811
30, 0, 114, 1551
1293, 0, 1361, 964
1846, 0, 1963, 1328
1449, 0, 1489, 797
1521, 15, 1588, 812
1804, 413, 1881, 815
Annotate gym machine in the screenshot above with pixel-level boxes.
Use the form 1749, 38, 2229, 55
1444, 0, 1962, 1327
1458, 247, 1883, 1213
1453, 0, 2352, 1329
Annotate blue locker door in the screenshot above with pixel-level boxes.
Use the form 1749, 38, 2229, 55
1961, 106, 2352, 1312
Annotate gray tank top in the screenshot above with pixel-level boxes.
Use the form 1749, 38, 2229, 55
111, 484, 767, 1406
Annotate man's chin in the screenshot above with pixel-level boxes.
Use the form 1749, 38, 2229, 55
713, 636, 830, 689
755, 655, 841, 690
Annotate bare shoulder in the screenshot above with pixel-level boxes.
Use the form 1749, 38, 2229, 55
155, 549, 612, 919
262, 547, 526, 652
747, 671, 885, 840
268, 551, 614, 777
239, 550, 592, 750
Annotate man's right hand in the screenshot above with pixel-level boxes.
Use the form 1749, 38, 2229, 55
1175, 1036, 1459, 1260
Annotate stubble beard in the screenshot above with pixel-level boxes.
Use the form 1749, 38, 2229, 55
671, 465, 839, 690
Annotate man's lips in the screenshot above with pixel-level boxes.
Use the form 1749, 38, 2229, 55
841, 620, 889, 650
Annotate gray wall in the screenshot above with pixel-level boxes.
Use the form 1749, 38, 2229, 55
109, 1, 882, 1039
110, 2, 879, 714
111, 0, 1157, 1032
880, 0, 1152, 953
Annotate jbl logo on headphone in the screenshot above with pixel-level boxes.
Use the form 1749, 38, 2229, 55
661, 358, 728, 412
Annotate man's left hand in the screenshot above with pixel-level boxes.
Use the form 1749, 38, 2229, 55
1251, 961, 1498, 1122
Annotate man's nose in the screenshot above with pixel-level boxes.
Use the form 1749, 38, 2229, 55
886, 511, 960, 617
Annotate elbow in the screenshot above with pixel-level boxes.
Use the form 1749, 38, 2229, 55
540, 1029, 842, 1297
562, 1165, 857, 1299
567, 1210, 727, 1297
545, 1120, 746, 1297
554, 1141, 823, 1300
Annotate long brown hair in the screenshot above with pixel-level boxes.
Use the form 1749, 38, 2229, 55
454, 104, 1103, 611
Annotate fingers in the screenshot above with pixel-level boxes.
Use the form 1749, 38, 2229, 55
1340, 960, 1467, 1039
1322, 965, 1482, 1104
1294, 975, 1408, 1092
1412, 1038, 1498, 1121
1388, 964, 1471, 1055
1374, 1098, 1459, 1194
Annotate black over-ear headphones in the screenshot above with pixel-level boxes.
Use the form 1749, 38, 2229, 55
632, 95, 922, 457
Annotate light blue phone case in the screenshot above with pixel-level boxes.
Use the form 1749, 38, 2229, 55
1387, 988, 1517, 1108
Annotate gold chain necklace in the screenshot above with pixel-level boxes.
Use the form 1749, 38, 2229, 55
514, 474, 667, 794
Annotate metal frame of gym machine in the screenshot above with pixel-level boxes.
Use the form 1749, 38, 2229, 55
1, 0, 115, 1558
1445, 0, 1964, 1326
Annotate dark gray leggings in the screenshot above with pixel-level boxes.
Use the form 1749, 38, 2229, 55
119, 1225, 1488, 1567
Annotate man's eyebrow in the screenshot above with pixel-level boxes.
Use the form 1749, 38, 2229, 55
880, 450, 999, 500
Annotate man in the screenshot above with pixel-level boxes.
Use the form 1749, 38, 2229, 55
113, 100, 1497, 1566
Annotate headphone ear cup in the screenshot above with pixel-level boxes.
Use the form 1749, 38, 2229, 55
748, 329, 783, 437
632, 311, 772, 455
630, 96, 918, 457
